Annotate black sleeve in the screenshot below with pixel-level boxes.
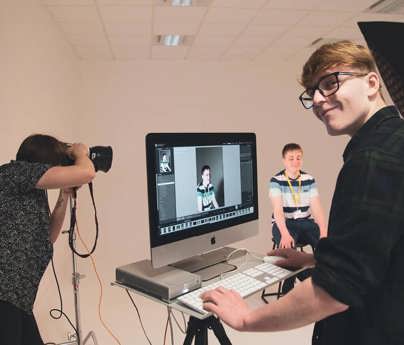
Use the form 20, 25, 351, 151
8, 161, 51, 194
311, 150, 404, 308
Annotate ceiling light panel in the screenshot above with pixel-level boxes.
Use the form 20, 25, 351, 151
171, 0, 193, 6
161, 34, 182, 45
155, 34, 194, 46
157, 0, 213, 6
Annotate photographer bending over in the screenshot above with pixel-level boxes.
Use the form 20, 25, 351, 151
0, 134, 95, 345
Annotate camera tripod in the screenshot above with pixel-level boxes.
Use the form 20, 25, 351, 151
183, 316, 232, 345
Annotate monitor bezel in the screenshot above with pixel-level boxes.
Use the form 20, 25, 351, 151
146, 132, 259, 249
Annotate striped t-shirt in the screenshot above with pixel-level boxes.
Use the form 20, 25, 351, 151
269, 170, 318, 222
197, 183, 216, 211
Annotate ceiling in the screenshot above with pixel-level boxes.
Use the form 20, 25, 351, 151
41, 0, 404, 61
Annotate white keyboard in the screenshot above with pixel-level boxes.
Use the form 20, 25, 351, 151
177, 262, 292, 314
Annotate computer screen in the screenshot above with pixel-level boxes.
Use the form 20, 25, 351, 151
146, 133, 259, 268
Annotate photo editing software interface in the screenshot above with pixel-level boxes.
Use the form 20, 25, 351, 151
150, 135, 256, 242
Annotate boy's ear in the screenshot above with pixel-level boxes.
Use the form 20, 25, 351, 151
367, 72, 381, 97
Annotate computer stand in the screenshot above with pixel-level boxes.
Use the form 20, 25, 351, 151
172, 247, 243, 281
183, 316, 232, 345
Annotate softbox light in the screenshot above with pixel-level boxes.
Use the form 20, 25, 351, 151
358, 21, 404, 115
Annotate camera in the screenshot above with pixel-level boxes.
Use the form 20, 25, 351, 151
88, 146, 113, 172
63, 145, 113, 173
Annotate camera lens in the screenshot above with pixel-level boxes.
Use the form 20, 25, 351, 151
89, 146, 113, 173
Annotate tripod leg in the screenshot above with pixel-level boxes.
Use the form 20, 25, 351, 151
183, 317, 196, 345
208, 317, 232, 345
183, 317, 209, 345
183, 316, 232, 345
183, 331, 195, 345
195, 325, 208, 345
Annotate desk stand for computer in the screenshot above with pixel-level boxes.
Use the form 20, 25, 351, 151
183, 316, 232, 345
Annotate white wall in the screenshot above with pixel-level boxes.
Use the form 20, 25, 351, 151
0, 0, 83, 342
1, 1, 351, 344
0, 0, 80, 150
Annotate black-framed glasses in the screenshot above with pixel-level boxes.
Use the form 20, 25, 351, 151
299, 71, 368, 109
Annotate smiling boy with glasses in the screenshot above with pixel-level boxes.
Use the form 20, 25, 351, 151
201, 40, 404, 345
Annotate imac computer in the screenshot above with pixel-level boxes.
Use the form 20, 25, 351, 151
146, 133, 259, 273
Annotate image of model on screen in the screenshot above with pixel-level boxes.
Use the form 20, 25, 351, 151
197, 165, 219, 212
160, 153, 172, 173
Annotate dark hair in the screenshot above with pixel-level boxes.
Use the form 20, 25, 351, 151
16, 134, 69, 166
201, 165, 210, 175
282, 143, 302, 157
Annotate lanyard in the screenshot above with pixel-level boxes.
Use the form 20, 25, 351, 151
284, 172, 301, 207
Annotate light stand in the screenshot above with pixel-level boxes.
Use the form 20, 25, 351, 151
57, 195, 99, 345
70, 231, 98, 345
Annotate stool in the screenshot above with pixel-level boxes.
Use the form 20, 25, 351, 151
260, 239, 308, 304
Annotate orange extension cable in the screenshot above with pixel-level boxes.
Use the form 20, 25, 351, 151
75, 218, 123, 345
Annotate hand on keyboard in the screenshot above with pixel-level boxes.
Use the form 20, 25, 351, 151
177, 264, 291, 316
201, 287, 251, 331
177, 273, 266, 315
262, 255, 283, 264
267, 248, 315, 269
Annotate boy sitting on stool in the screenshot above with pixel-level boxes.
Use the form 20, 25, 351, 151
269, 143, 327, 295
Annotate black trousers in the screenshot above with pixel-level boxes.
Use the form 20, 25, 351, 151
272, 218, 320, 250
0, 300, 44, 345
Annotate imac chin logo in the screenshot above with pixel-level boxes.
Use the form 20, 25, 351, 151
210, 236, 216, 245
